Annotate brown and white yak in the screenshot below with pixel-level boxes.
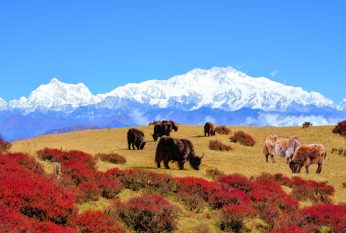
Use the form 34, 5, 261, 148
263, 135, 301, 163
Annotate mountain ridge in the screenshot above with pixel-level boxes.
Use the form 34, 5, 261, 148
0, 67, 345, 140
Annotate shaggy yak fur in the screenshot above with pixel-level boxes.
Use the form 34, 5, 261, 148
127, 128, 146, 150
204, 122, 216, 136
289, 144, 327, 174
263, 135, 301, 163
155, 136, 203, 170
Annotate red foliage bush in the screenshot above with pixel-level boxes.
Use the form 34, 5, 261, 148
333, 120, 346, 136
116, 194, 179, 233
74, 181, 101, 203
96, 152, 127, 164
0, 153, 76, 225
97, 173, 123, 199
0, 203, 33, 232
300, 204, 346, 232
37, 148, 98, 186
230, 131, 256, 146
214, 125, 231, 135
218, 174, 252, 193
0, 151, 44, 175
175, 177, 220, 211
290, 177, 335, 203
33, 221, 77, 233
76, 211, 124, 233
205, 168, 225, 180
220, 204, 255, 232
176, 177, 221, 201
115, 168, 176, 194
0, 135, 12, 152
208, 140, 233, 151
209, 189, 251, 209
270, 225, 307, 233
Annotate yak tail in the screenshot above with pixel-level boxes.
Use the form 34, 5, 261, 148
324, 151, 327, 159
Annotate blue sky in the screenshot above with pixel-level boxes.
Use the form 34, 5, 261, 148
0, 1, 345, 102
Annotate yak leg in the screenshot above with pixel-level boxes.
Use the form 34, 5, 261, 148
163, 158, 170, 169
305, 165, 309, 174
286, 157, 290, 164
178, 161, 185, 170
316, 163, 322, 174
265, 153, 269, 163
157, 160, 161, 168
128, 141, 131, 150
271, 154, 276, 163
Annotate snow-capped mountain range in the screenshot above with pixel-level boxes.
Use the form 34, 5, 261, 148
0, 67, 345, 140
0, 67, 343, 112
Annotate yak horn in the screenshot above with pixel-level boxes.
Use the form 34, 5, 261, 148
200, 153, 204, 159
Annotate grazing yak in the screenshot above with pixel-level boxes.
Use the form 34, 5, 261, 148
155, 136, 204, 170
263, 135, 301, 163
152, 123, 172, 141
162, 120, 179, 132
302, 122, 313, 128
289, 144, 326, 174
204, 122, 216, 136
127, 128, 146, 150
152, 120, 178, 141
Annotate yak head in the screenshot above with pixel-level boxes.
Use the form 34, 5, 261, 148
212, 130, 216, 136
289, 160, 302, 173
135, 138, 146, 150
189, 153, 204, 170
139, 141, 146, 150
171, 122, 178, 132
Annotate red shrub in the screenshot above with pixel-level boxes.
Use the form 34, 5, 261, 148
33, 221, 77, 233
254, 173, 293, 187
251, 178, 298, 212
97, 173, 123, 199
271, 225, 307, 233
218, 174, 252, 193
76, 211, 124, 233
175, 177, 220, 211
0, 151, 44, 175
37, 148, 98, 186
0, 154, 76, 224
299, 204, 346, 232
333, 120, 346, 136
0, 135, 12, 152
0, 203, 33, 232
116, 194, 179, 233
115, 168, 176, 194
208, 140, 233, 151
175, 177, 221, 201
220, 204, 255, 232
96, 152, 127, 164
291, 177, 335, 203
75, 181, 101, 203
230, 131, 256, 146
214, 125, 231, 135
209, 189, 251, 209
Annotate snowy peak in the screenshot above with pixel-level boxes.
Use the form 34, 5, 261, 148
8, 78, 101, 112
101, 66, 335, 111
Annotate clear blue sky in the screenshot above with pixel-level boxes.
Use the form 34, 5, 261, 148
0, 1, 345, 102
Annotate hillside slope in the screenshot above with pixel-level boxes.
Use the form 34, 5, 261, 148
12, 125, 346, 204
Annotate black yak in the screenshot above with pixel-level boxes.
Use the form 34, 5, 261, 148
161, 120, 178, 132
155, 136, 203, 170
127, 128, 146, 150
152, 123, 172, 141
204, 122, 216, 136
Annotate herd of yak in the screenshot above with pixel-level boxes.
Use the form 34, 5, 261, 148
127, 121, 327, 174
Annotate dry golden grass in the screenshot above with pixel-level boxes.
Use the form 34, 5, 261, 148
10, 125, 346, 232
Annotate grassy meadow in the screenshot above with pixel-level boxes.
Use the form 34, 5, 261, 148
10, 125, 346, 232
